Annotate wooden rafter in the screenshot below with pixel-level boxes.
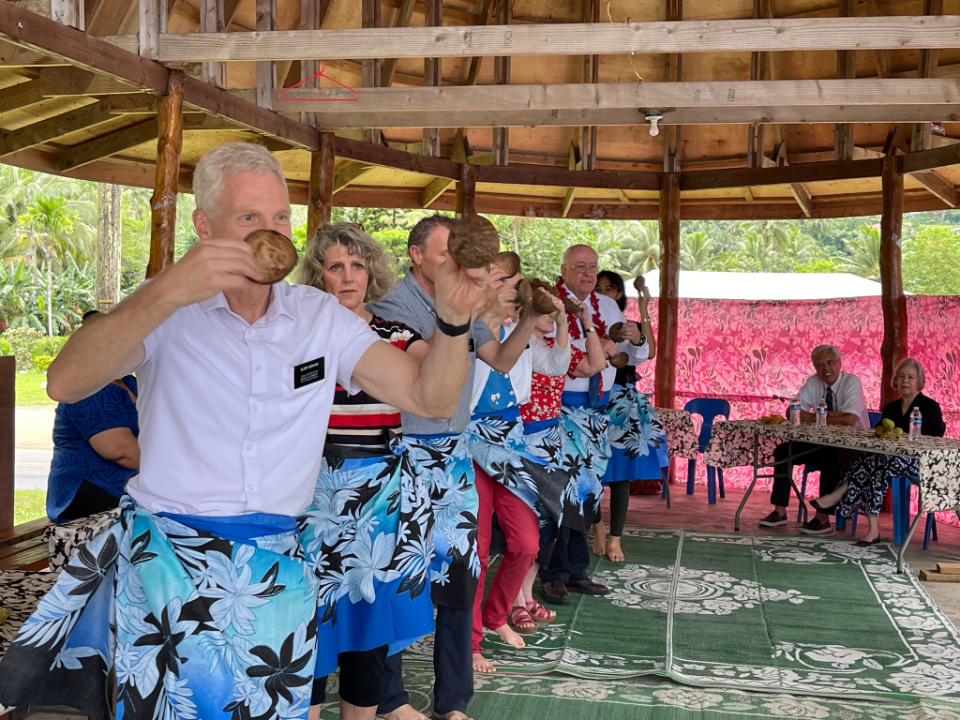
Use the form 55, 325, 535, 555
0, 100, 118, 158
561, 142, 582, 218
854, 144, 958, 207
380, 0, 416, 87
273, 79, 960, 113
0, 80, 44, 115
200, 0, 226, 88
464, 0, 495, 86
833, 0, 856, 162
255, 0, 277, 109
154, 17, 960, 63
334, 160, 375, 194
762, 141, 814, 217
422, 0, 442, 157
492, 0, 511, 167
911, 0, 944, 152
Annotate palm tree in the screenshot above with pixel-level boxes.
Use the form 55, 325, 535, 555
840, 225, 882, 280
679, 231, 717, 270
19, 196, 94, 336
597, 221, 660, 275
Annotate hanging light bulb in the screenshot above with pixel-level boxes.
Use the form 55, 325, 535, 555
645, 109, 664, 137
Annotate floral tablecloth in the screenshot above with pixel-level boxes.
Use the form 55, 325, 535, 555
704, 420, 960, 513
44, 508, 120, 572
656, 408, 699, 460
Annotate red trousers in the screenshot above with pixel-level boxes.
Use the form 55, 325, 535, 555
472, 463, 540, 654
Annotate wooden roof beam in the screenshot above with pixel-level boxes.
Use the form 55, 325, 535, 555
911, 0, 944, 152
334, 160, 375, 194
37, 67, 143, 97
155, 17, 960, 63
303, 105, 960, 129
380, 0, 416, 87
0, 100, 117, 158
273, 79, 960, 114
762, 142, 814, 216
911, 169, 958, 207
464, 0, 495, 86
833, 0, 856, 162
0, 79, 44, 115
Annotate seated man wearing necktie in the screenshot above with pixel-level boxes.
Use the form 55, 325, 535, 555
758, 344, 869, 535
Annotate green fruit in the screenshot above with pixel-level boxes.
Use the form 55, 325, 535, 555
881, 418, 896, 430
874, 427, 884, 437
894, 427, 904, 436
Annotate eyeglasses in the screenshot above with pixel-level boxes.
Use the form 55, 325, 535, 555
572, 263, 599, 273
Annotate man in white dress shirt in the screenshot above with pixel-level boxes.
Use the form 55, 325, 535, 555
11, 142, 492, 719
539, 244, 650, 604
758, 344, 869, 535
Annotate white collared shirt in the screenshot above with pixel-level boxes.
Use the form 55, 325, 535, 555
795, 371, 870, 428
126, 281, 379, 517
557, 283, 650, 393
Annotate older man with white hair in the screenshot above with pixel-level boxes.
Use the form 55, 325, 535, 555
759, 343, 869, 535
539, 243, 650, 605
0, 142, 492, 720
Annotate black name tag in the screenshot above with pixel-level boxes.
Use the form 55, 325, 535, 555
294, 357, 325, 389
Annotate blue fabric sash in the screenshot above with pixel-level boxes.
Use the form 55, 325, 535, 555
563, 391, 609, 410
602, 384, 671, 484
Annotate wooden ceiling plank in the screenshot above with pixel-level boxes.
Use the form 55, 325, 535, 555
156, 17, 960, 63
476, 164, 660, 191
274, 79, 960, 114
333, 160, 375, 194
37, 67, 143, 96
333, 135, 458, 178
0, 79, 44, 115
56, 117, 159, 170
0, 42, 67, 68
0, 100, 116, 158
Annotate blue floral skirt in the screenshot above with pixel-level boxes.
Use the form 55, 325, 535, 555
603, 384, 670, 485
297, 444, 435, 678
524, 418, 596, 533
837, 454, 920, 518
464, 409, 551, 521
0, 497, 319, 720
560, 393, 609, 519
403, 432, 479, 611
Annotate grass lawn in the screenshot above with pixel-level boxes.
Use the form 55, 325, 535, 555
16, 370, 54, 406
15, 489, 46, 524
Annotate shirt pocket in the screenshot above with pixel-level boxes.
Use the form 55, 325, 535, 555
280, 366, 328, 417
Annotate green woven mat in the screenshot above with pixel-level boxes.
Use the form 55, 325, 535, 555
316, 667, 960, 719
403, 528, 960, 703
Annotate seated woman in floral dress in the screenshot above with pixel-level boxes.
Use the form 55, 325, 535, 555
811, 358, 946, 547
297, 223, 434, 720
592, 271, 667, 562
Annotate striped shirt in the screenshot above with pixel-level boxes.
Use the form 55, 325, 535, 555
327, 316, 424, 448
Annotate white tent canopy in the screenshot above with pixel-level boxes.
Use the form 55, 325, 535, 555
626, 271, 889, 301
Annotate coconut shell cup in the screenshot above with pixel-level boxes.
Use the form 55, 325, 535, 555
244, 229, 298, 285
448, 215, 500, 269
527, 277, 581, 315
608, 321, 625, 343
496, 251, 521, 278
609, 352, 629, 369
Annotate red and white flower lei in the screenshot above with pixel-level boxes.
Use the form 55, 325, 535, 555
555, 279, 607, 340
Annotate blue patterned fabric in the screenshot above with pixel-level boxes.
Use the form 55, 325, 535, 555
402, 433, 479, 610
47, 375, 139, 522
522, 419, 594, 533
560, 392, 609, 519
602, 384, 670, 485
297, 444, 434, 678
0, 498, 319, 720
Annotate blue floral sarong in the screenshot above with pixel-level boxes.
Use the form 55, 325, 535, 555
297, 444, 434, 678
603, 384, 670, 485
464, 408, 551, 520
560, 392, 608, 519
522, 418, 592, 533
0, 498, 319, 720
403, 433, 479, 610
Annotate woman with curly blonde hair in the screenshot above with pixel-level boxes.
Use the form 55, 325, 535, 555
297, 222, 433, 720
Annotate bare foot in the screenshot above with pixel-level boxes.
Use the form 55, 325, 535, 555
606, 536, 625, 562
491, 623, 526, 649
591, 522, 606, 556
378, 704, 430, 720
472, 652, 496, 674
437, 712, 474, 720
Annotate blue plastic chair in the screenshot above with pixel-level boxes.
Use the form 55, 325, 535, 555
683, 398, 731, 505
797, 412, 881, 533
923, 513, 939, 550
889, 476, 939, 549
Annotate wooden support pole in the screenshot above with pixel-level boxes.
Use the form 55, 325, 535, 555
879, 154, 908, 408
423, 0, 441, 157
146, 70, 184, 279
256, 0, 277, 109
834, 0, 855, 161
655, 173, 680, 410
362, 0, 382, 146
307, 131, 336, 240
492, 0, 511, 167
0, 357, 13, 534
456, 162, 478, 218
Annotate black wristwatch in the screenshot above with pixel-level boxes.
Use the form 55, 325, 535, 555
435, 311, 471, 337
632, 333, 647, 347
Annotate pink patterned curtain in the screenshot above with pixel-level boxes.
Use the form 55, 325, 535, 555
626, 296, 960, 524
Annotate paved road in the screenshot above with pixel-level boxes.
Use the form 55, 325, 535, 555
16, 448, 51, 491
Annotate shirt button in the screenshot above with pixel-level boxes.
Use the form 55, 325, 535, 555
248, 484, 254, 490
253, 405, 259, 411
247, 444, 253, 450
256, 365, 262, 371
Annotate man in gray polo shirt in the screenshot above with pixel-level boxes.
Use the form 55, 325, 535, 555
371, 214, 533, 720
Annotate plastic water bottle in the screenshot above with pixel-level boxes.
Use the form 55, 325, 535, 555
910, 407, 922, 441
790, 398, 802, 426
816, 399, 828, 430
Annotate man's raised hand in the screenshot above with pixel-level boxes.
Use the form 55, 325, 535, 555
158, 238, 263, 308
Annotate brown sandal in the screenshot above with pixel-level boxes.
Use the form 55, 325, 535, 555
526, 601, 556, 624
508, 607, 538, 634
